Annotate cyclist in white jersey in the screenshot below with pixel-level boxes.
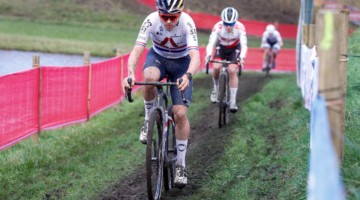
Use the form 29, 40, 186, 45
205, 7, 248, 112
122, 0, 200, 188
261, 24, 283, 70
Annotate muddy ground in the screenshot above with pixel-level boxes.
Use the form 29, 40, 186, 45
98, 74, 269, 200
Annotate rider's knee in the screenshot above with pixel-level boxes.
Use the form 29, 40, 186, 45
173, 107, 187, 122
143, 75, 157, 82
212, 64, 222, 70
228, 65, 238, 75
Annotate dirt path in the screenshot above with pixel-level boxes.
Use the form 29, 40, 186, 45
98, 74, 268, 200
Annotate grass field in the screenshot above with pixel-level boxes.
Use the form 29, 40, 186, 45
0, 0, 358, 199
342, 30, 360, 199
0, 0, 296, 57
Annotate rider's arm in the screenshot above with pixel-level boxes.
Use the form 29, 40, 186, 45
205, 23, 220, 59
178, 14, 200, 91
178, 49, 200, 91
260, 32, 267, 48
122, 13, 153, 91
238, 23, 248, 61
205, 30, 218, 58
187, 49, 200, 76
127, 45, 145, 78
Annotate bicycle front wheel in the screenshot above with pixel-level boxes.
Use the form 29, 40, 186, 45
224, 76, 230, 125
163, 106, 177, 191
265, 53, 271, 77
218, 73, 226, 128
146, 109, 164, 200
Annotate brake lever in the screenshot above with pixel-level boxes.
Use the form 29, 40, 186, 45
205, 57, 211, 74
178, 78, 187, 103
126, 77, 134, 102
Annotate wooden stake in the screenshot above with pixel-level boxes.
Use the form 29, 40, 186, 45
84, 51, 91, 120
32, 55, 41, 144
303, 24, 310, 46
308, 24, 316, 48
317, 10, 344, 162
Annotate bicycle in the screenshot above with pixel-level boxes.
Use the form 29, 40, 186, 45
263, 47, 275, 77
206, 59, 238, 128
125, 77, 186, 200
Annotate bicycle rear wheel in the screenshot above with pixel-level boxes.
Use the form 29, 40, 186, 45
163, 106, 177, 191
218, 73, 228, 128
146, 109, 164, 200
224, 77, 230, 125
265, 52, 271, 77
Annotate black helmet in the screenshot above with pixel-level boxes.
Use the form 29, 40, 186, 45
156, 0, 184, 14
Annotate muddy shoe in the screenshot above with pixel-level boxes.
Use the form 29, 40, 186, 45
174, 165, 187, 188
210, 88, 218, 103
139, 120, 149, 144
230, 103, 238, 113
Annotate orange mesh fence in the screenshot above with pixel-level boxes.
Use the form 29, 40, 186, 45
244, 48, 296, 71
90, 57, 122, 116
41, 66, 89, 130
199, 47, 296, 72
0, 47, 295, 150
0, 69, 40, 150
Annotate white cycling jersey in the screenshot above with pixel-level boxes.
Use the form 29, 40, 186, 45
261, 30, 283, 49
135, 12, 199, 59
206, 21, 248, 59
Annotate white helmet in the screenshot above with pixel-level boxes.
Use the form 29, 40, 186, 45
266, 24, 276, 34
221, 7, 238, 24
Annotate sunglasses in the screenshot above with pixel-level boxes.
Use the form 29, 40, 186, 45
223, 21, 236, 27
159, 11, 181, 22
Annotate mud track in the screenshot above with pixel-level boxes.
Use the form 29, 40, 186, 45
98, 74, 269, 200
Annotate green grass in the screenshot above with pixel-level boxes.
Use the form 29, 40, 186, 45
1, 0, 356, 199
0, 17, 279, 57
0, 73, 310, 199
342, 29, 360, 200
0, 17, 140, 56
0, 77, 212, 199
0, 0, 296, 56
189, 74, 309, 200
0, 96, 146, 199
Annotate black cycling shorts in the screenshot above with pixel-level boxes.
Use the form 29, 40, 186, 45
213, 44, 241, 64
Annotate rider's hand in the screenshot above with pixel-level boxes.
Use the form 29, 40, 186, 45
205, 55, 211, 64
238, 56, 245, 65
178, 74, 190, 92
122, 74, 135, 93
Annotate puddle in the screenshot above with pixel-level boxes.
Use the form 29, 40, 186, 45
0, 50, 109, 76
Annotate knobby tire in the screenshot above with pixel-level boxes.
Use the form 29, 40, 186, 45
163, 106, 177, 191
218, 73, 226, 128
265, 51, 272, 77
146, 109, 163, 200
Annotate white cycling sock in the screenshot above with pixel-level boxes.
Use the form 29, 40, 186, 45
176, 139, 188, 167
230, 88, 238, 105
144, 98, 155, 120
212, 77, 219, 91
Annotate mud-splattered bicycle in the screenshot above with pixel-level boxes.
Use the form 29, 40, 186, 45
126, 77, 186, 200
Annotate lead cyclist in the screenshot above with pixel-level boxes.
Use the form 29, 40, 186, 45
205, 7, 248, 112
121, 0, 200, 188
